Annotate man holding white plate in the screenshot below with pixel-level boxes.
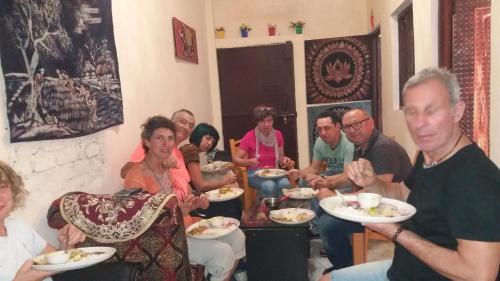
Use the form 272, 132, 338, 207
322, 68, 500, 281
314, 108, 412, 271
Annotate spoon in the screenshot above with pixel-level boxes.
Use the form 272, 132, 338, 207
335, 190, 360, 209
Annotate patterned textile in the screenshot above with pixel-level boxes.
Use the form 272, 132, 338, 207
305, 36, 373, 104
60, 192, 171, 243
47, 192, 205, 281
0, 0, 124, 142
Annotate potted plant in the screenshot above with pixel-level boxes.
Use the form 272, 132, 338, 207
240, 24, 251, 38
215, 26, 225, 39
267, 23, 277, 36
289, 21, 305, 34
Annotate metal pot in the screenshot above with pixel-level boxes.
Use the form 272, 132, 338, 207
263, 197, 281, 210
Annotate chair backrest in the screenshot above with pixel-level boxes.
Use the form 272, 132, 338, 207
229, 138, 257, 211
229, 138, 241, 160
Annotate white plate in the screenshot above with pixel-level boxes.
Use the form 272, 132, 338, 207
255, 168, 288, 179
269, 208, 316, 225
204, 187, 244, 202
32, 246, 116, 272
200, 161, 232, 173
283, 188, 319, 199
186, 217, 240, 239
319, 195, 416, 224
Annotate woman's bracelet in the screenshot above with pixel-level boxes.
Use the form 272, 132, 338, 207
392, 225, 406, 243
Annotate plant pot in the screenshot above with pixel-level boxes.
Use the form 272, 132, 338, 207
215, 30, 225, 39
240, 30, 249, 37
295, 26, 303, 34
268, 26, 276, 36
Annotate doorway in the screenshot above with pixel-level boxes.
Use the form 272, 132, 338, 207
217, 42, 299, 163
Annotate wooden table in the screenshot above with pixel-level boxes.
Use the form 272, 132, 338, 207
241, 199, 312, 281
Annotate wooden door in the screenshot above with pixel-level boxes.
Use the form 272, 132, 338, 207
217, 42, 298, 163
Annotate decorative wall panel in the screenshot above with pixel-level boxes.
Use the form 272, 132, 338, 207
0, 0, 123, 142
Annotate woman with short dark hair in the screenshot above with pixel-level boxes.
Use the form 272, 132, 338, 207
232, 105, 295, 198
180, 123, 241, 220
180, 123, 236, 192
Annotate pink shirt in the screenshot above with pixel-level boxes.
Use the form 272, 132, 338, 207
239, 129, 284, 170
129, 143, 190, 200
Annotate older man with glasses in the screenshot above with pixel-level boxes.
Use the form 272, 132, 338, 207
341, 109, 412, 184
311, 108, 412, 272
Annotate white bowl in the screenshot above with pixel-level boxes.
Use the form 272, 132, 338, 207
209, 216, 225, 227
357, 193, 382, 209
46, 251, 71, 265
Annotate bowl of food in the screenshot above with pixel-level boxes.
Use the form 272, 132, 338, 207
201, 161, 233, 178
357, 193, 382, 209
263, 197, 281, 210
46, 250, 71, 265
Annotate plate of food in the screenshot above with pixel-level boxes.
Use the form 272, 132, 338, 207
32, 246, 116, 272
204, 186, 244, 202
255, 168, 287, 179
319, 195, 416, 224
282, 188, 319, 199
186, 217, 240, 239
269, 208, 316, 225
200, 161, 233, 173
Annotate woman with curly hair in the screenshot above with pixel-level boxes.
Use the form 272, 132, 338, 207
0, 160, 85, 281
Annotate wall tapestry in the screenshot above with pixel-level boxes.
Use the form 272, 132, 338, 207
306, 101, 372, 159
172, 17, 198, 64
305, 36, 372, 104
0, 0, 123, 142
452, 0, 490, 155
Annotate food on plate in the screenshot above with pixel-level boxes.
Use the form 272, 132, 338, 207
33, 255, 48, 265
33, 249, 90, 265
370, 203, 400, 217
202, 161, 232, 171
188, 225, 209, 236
218, 187, 233, 195
337, 202, 402, 218
260, 169, 271, 176
271, 211, 312, 222
188, 217, 237, 236
257, 169, 286, 177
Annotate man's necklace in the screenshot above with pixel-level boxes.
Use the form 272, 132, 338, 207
422, 132, 463, 169
143, 160, 172, 193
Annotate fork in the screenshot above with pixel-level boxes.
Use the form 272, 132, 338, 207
335, 190, 360, 209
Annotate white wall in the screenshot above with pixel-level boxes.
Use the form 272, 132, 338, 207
212, 0, 368, 39
0, 0, 214, 244
208, 0, 369, 168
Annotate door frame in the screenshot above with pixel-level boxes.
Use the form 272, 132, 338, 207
209, 36, 311, 168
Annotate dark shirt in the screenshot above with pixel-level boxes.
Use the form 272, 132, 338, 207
388, 144, 500, 281
353, 129, 412, 182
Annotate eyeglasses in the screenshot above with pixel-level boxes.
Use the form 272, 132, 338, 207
341, 118, 369, 132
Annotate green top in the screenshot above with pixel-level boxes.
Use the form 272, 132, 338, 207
312, 132, 354, 175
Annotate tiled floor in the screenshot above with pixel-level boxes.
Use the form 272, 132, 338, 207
308, 238, 394, 281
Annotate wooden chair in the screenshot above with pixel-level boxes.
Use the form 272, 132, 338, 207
352, 228, 392, 264
229, 138, 258, 211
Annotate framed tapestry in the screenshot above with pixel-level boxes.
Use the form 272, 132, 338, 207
305, 36, 373, 104
172, 17, 198, 63
0, 0, 123, 142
